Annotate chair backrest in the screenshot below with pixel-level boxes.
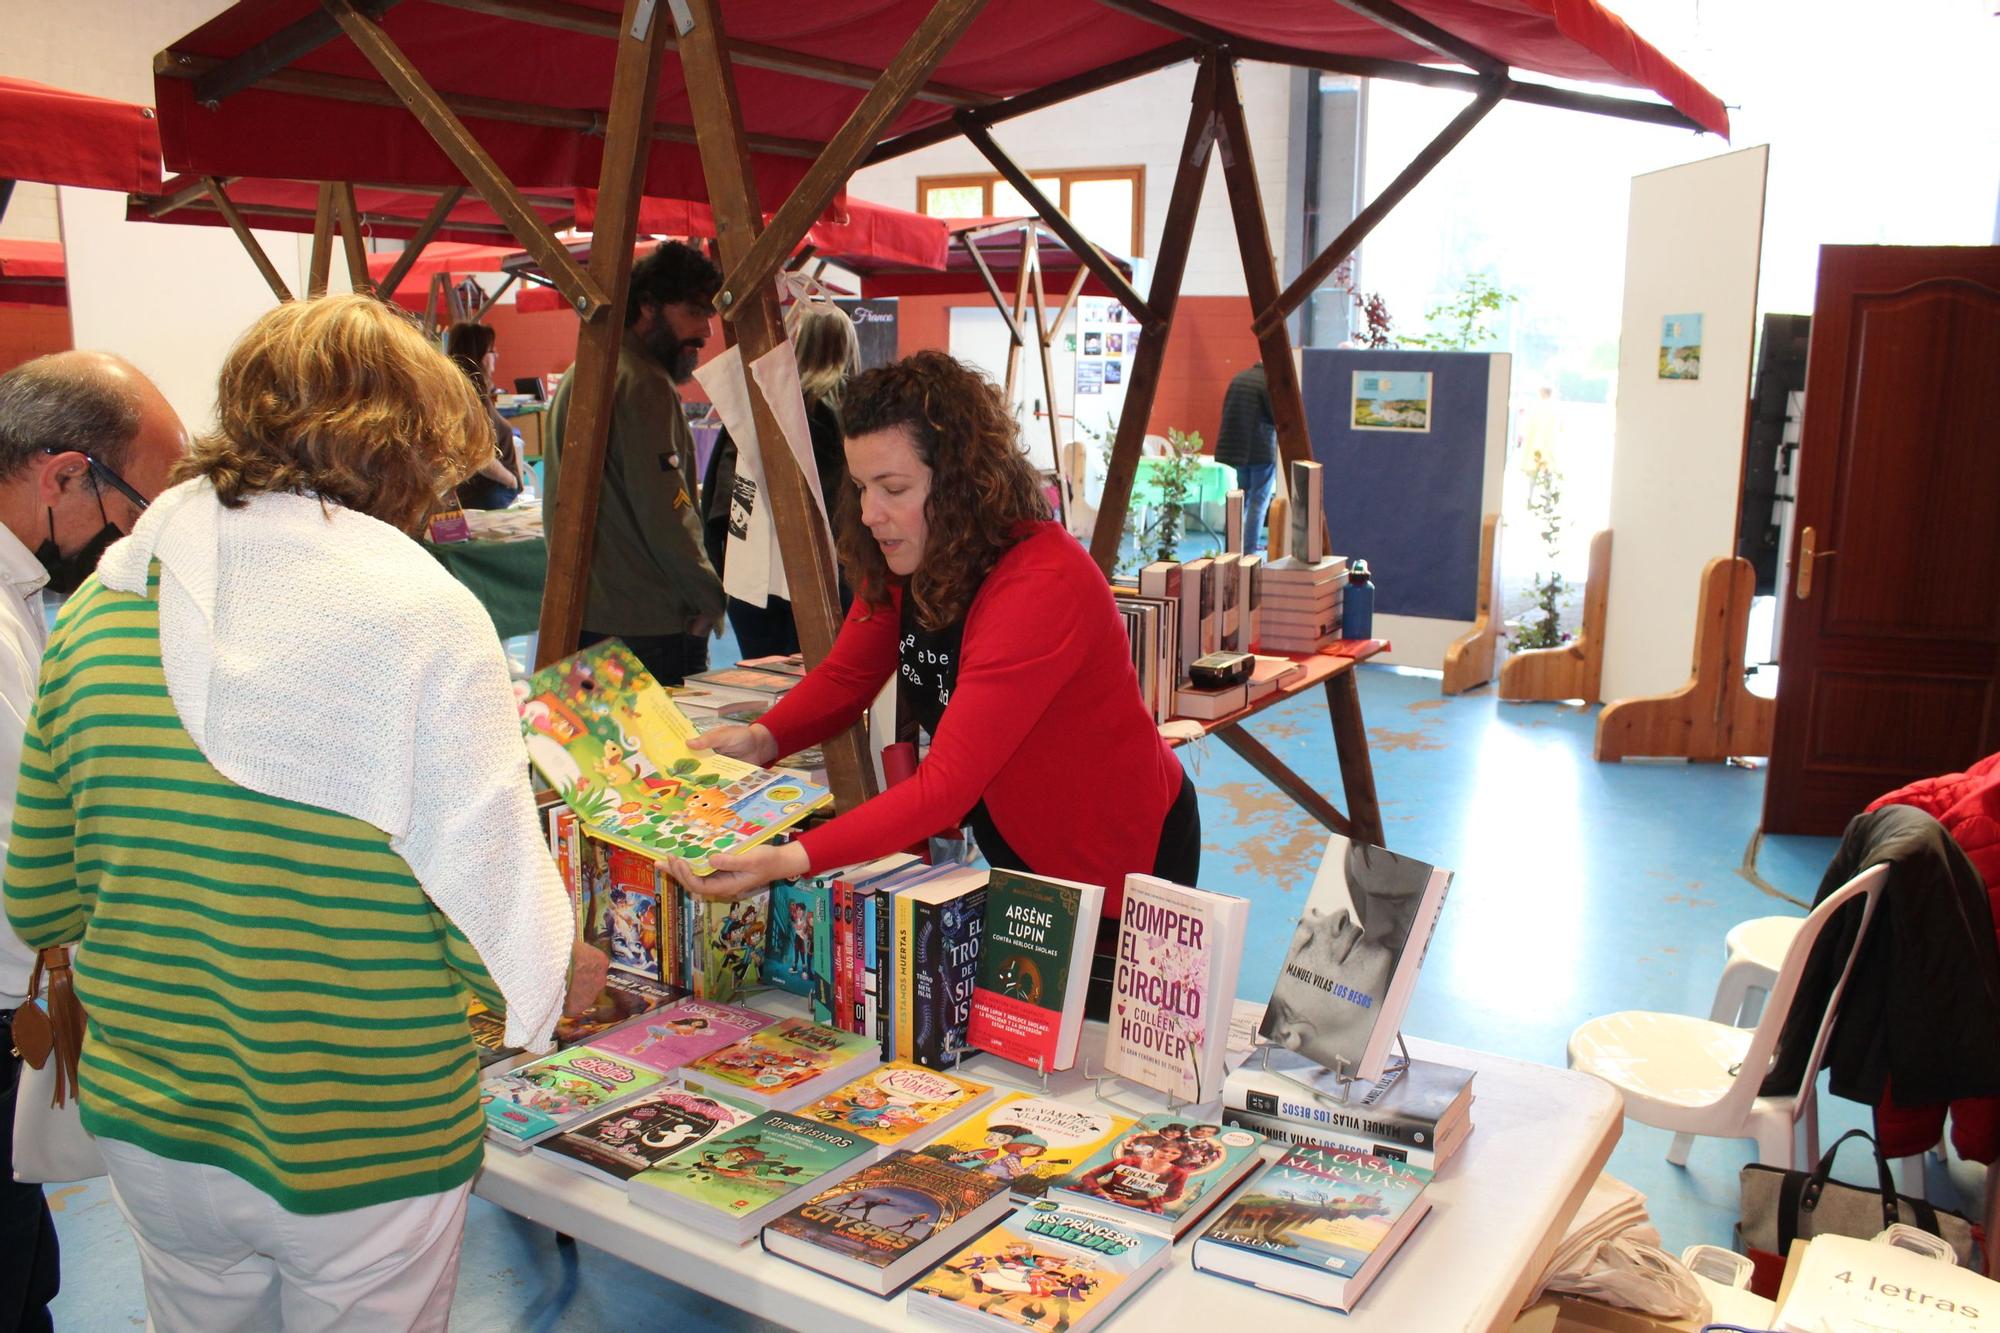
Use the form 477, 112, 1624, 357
1724, 862, 1890, 1115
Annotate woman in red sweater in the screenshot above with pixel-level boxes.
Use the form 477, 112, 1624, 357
676, 351, 1197, 952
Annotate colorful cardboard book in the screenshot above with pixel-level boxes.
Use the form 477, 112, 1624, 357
761, 1150, 1014, 1296
627, 1111, 874, 1244
1102, 874, 1250, 1104
516, 641, 830, 871
1258, 833, 1453, 1082
794, 1061, 997, 1154
1050, 1114, 1265, 1239
536, 1086, 758, 1186
550, 972, 691, 1047
1191, 1145, 1434, 1313
967, 869, 1105, 1074
908, 1198, 1173, 1333
584, 996, 774, 1075
480, 1046, 666, 1150
916, 1094, 1135, 1202
683, 1016, 882, 1114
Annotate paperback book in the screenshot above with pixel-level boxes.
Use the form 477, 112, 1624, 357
683, 1016, 882, 1113
762, 1150, 1015, 1296
536, 1086, 758, 1186
583, 996, 774, 1075
465, 1000, 520, 1067
917, 1093, 1136, 1201
1192, 1145, 1433, 1314
516, 641, 829, 871
907, 870, 989, 1069
1258, 834, 1453, 1082
1050, 1113, 1265, 1239
967, 870, 1105, 1074
481, 1046, 666, 1150
550, 973, 692, 1047
1219, 1102, 1470, 1172
1102, 873, 1249, 1106
691, 890, 770, 1003
908, 1198, 1173, 1333
764, 874, 825, 998
628, 1110, 874, 1245
1223, 1050, 1473, 1157
795, 1061, 998, 1155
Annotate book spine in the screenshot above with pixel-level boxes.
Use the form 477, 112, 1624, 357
874, 885, 894, 1057
1221, 1077, 1439, 1145
912, 896, 940, 1068
811, 877, 835, 1025
1219, 1105, 1440, 1170
836, 878, 855, 1031
862, 891, 879, 1049
851, 887, 871, 1032
894, 888, 916, 1061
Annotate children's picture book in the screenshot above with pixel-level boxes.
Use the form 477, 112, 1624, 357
584, 996, 774, 1075
627, 1110, 874, 1244
693, 890, 769, 1003
550, 972, 692, 1047
1191, 1145, 1434, 1313
1050, 1114, 1265, 1239
604, 847, 663, 978
1102, 874, 1250, 1104
908, 1198, 1173, 1333
764, 875, 823, 998
480, 1046, 666, 1150
515, 641, 830, 872
967, 870, 1105, 1074
917, 1094, 1136, 1201
683, 1016, 882, 1114
762, 1150, 1014, 1296
536, 1086, 758, 1186
794, 1061, 997, 1154
1258, 834, 1453, 1083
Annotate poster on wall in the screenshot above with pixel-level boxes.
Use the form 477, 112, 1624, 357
1076, 360, 1105, 395
1351, 370, 1433, 432
833, 298, 899, 372
1659, 313, 1703, 380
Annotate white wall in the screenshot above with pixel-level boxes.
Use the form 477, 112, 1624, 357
1599, 146, 1769, 704
850, 60, 1291, 300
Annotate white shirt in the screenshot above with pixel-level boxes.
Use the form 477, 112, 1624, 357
0, 522, 49, 1008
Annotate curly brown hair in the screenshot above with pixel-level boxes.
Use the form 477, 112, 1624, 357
836, 350, 1050, 628
175, 295, 491, 534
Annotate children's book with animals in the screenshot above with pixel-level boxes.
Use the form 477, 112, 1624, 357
1101, 873, 1250, 1104
627, 1110, 875, 1244
908, 1198, 1173, 1333
480, 1046, 666, 1150
916, 1093, 1136, 1202
515, 641, 830, 872
535, 1086, 758, 1186
794, 1061, 997, 1155
1049, 1113, 1265, 1239
584, 996, 774, 1075
1191, 1144, 1434, 1313
966, 870, 1105, 1074
682, 1016, 882, 1114
762, 1149, 1015, 1296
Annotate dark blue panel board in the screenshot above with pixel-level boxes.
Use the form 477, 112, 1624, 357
1300, 349, 1496, 622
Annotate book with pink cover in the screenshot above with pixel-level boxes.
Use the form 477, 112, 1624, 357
587, 998, 776, 1076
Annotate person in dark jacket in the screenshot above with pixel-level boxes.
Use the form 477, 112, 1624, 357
442, 322, 522, 510
1211, 362, 1275, 552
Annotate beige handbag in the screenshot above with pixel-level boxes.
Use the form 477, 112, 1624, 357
11, 945, 103, 1183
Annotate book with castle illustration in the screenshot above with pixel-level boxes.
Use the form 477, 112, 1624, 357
515, 640, 830, 872
1257, 834, 1452, 1082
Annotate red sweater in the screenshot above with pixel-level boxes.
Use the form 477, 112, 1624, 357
758, 522, 1184, 912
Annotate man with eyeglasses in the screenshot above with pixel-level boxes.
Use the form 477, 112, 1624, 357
0, 349, 185, 1333
544, 240, 726, 685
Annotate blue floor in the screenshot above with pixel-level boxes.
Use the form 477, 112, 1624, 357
52, 660, 1963, 1330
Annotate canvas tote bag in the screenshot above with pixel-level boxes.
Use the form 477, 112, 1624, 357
11, 945, 103, 1182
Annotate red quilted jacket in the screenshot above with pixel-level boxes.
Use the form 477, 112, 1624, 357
1865, 752, 2000, 1160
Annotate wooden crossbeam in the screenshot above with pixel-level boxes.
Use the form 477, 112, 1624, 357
716, 0, 989, 320
1002, 227, 1034, 398
468, 270, 518, 321
190, 0, 403, 106
201, 177, 295, 302
143, 173, 230, 218
376, 184, 466, 295
1328, 0, 1503, 75
961, 234, 1017, 336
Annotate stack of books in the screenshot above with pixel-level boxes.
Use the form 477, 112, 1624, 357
1222, 1051, 1474, 1171
1256, 556, 1347, 654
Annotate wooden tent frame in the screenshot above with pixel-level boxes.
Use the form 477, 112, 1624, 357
156, 0, 1713, 819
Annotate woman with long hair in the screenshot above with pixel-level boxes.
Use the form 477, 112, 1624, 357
701, 298, 861, 656
442, 321, 523, 510
678, 350, 1199, 993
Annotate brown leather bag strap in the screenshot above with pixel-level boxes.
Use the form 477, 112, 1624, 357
30, 946, 84, 1107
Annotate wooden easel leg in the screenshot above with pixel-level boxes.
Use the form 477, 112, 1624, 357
1214, 724, 1357, 838
1326, 671, 1385, 846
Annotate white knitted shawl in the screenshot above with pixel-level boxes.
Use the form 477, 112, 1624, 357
98, 479, 572, 1051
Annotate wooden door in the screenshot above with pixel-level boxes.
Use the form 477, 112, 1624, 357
1764, 245, 2000, 834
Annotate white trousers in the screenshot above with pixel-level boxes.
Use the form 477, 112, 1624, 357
97, 1137, 472, 1333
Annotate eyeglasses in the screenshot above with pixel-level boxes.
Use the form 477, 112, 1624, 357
43, 449, 149, 514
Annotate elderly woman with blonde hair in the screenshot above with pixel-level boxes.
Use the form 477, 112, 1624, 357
3, 294, 599, 1332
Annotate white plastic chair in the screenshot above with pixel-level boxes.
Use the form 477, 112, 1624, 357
1567, 863, 1888, 1169
1709, 914, 1804, 1026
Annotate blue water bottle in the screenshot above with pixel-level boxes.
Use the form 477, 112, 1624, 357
1343, 559, 1374, 639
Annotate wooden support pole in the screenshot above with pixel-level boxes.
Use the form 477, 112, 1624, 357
680, 0, 875, 812
1026, 233, 1066, 485
376, 184, 465, 297
191, 0, 403, 106
307, 182, 336, 298
535, 0, 669, 666
335, 183, 372, 293
1087, 55, 1218, 573
961, 236, 1016, 334
1255, 79, 1504, 337
959, 117, 1152, 327
1002, 228, 1033, 401
143, 173, 231, 218
321, 0, 611, 320
1328, 0, 1504, 75
1048, 259, 1088, 343
201, 177, 295, 302
717, 0, 989, 320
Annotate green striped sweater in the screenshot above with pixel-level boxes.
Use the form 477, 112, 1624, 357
4, 571, 505, 1214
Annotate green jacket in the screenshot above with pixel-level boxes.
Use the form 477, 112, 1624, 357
544, 332, 725, 636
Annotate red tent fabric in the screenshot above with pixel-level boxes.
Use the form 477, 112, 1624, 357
130, 176, 571, 247
153, 0, 1726, 201
0, 77, 163, 194
0, 240, 67, 308
858, 218, 1132, 300
572, 191, 949, 274
365, 241, 522, 304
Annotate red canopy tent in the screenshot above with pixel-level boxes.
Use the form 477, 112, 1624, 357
0, 76, 164, 197
0, 240, 67, 308
130, 174, 571, 246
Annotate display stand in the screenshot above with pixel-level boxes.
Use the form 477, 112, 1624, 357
1442, 513, 1503, 695
1498, 528, 1612, 703
1254, 1031, 1413, 1107
1595, 555, 1773, 761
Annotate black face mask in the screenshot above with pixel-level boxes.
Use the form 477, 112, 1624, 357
35, 490, 120, 596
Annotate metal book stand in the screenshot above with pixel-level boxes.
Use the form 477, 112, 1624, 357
1254, 1032, 1412, 1108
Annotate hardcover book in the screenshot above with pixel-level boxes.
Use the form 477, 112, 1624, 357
480, 1046, 666, 1150
1223, 1051, 1474, 1150
909, 1199, 1173, 1333
1102, 874, 1249, 1104
1050, 1114, 1266, 1239
796, 1061, 996, 1154
917, 1094, 1136, 1201
692, 890, 770, 1003
627, 1110, 874, 1245
966, 869, 1105, 1074
1219, 1102, 1470, 1172
550, 972, 693, 1048
1258, 834, 1453, 1082
761, 1150, 1014, 1296
1191, 1145, 1433, 1314
764, 874, 825, 998
908, 870, 989, 1069
537, 1086, 757, 1186
605, 847, 663, 978
516, 641, 830, 872
683, 1016, 882, 1113
584, 996, 774, 1075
